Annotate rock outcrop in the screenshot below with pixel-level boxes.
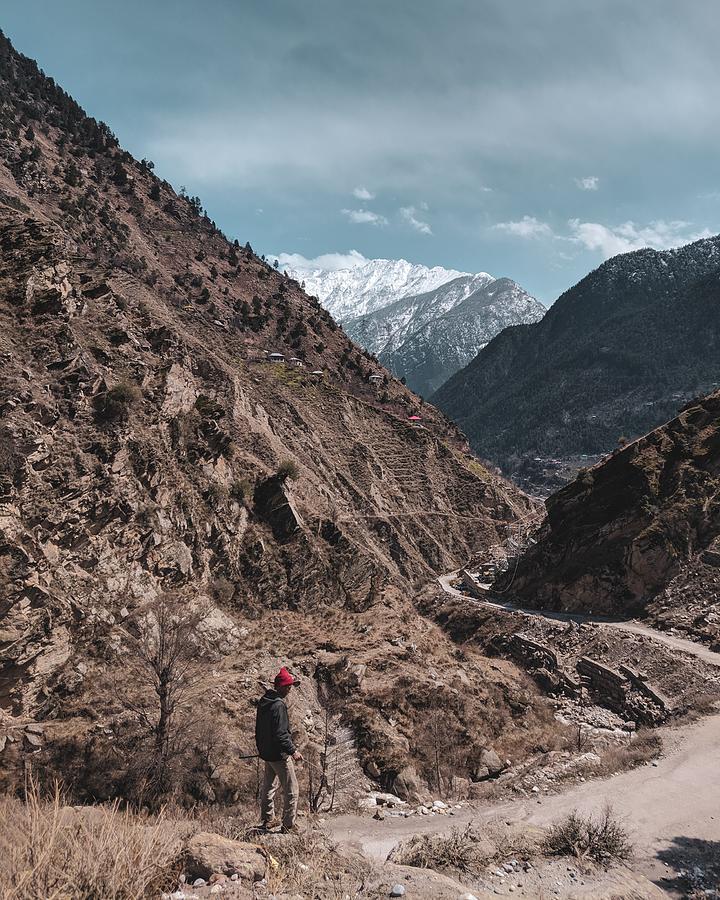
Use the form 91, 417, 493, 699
184, 832, 266, 882
501, 392, 720, 616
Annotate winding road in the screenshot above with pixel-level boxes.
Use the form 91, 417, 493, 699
329, 571, 720, 894
438, 570, 720, 669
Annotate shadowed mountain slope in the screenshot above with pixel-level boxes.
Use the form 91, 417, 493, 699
499, 392, 720, 633
433, 239, 720, 466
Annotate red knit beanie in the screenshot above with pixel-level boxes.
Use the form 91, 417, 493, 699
274, 667, 299, 688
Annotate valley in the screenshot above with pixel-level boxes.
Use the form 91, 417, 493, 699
1, 18, 720, 900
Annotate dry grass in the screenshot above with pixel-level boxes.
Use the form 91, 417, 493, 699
388, 822, 539, 875
389, 825, 480, 873
0, 787, 181, 899
544, 806, 632, 863
593, 730, 661, 777
262, 827, 374, 898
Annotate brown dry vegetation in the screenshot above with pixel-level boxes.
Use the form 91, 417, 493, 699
0, 787, 384, 900
389, 822, 540, 875
544, 806, 633, 863
0, 789, 182, 899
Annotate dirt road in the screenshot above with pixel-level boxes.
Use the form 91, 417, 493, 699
437, 570, 720, 669
328, 573, 720, 894
331, 712, 720, 891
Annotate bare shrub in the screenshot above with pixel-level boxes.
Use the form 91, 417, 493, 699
117, 596, 214, 804
389, 822, 540, 875
594, 730, 661, 775
230, 477, 252, 504
415, 707, 464, 796
210, 575, 235, 603
544, 806, 632, 862
263, 828, 372, 896
0, 786, 180, 899
305, 712, 357, 813
276, 458, 300, 481
390, 826, 479, 873
93, 380, 141, 423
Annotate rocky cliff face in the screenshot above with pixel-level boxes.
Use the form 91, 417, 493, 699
433, 237, 720, 468
500, 393, 720, 622
0, 31, 546, 798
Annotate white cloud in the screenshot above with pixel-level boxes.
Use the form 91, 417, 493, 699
352, 186, 375, 200
575, 175, 599, 191
400, 206, 432, 235
272, 250, 368, 273
492, 215, 713, 258
568, 218, 713, 257
494, 215, 554, 239
341, 208, 388, 226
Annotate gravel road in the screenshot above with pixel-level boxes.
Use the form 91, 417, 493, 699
328, 572, 720, 894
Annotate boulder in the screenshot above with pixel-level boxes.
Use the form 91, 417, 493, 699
253, 476, 302, 543
702, 546, 720, 567
392, 766, 424, 803
184, 832, 266, 881
479, 748, 505, 776
467, 782, 491, 800
23, 731, 43, 750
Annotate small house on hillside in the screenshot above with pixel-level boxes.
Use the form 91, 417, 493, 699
368, 374, 383, 384
311, 370, 325, 377
288, 357, 304, 368
268, 352, 285, 363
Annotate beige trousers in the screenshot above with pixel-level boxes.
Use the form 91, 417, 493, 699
261, 757, 298, 828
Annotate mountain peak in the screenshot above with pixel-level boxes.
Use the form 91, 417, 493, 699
282, 255, 474, 320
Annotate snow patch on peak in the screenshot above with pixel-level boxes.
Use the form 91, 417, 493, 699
276, 253, 476, 321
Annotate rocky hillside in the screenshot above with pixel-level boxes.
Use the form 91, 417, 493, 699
498, 392, 720, 635
432, 238, 720, 468
0, 31, 552, 801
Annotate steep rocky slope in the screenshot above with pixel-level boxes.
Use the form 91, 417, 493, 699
0, 31, 553, 801
433, 238, 720, 468
498, 392, 720, 634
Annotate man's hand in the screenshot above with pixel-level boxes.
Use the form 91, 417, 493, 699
292, 751, 303, 762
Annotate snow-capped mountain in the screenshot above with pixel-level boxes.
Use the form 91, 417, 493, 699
344, 272, 496, 358
284, 256, 471, 322
279, 252, 544, 395
379, 278, 546, 396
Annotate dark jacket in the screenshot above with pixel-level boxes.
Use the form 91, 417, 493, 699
255, 689, 296, 761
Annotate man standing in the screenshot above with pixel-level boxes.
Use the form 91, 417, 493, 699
255, 667, 303, 832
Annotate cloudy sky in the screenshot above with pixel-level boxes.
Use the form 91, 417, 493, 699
4, 0, 720, 302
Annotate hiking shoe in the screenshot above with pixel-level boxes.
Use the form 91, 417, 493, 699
280, 824, 300, 834
262, 817, 281, 830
